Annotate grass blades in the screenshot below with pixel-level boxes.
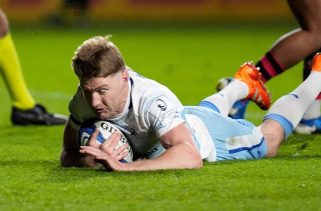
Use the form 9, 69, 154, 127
0, 23, 320, 210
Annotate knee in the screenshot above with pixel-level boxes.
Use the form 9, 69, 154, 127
303, 22, 321, 44
0, 11, 9, 38
260, 121, 284, 157
266, 146, 278, 157
264, 133, 282, 157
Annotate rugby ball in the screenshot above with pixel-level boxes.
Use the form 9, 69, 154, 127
78, 120, 133, 163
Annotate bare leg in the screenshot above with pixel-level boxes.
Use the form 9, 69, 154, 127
260, 120, 284, 157
0, 9, 8, 37
270, 0, 321, 69
230, 0, 321, 120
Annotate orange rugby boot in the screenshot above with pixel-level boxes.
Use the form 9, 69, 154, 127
312, 53, 321, 72
234, 62, 271, 110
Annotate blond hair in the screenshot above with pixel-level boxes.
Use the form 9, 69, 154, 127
72, 35, 125, 78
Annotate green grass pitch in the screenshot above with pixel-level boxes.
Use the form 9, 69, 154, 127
0, 22, 320, 210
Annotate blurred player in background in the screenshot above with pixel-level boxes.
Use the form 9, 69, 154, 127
0, 9, 67, 125
218, 0, 321, 134
47, 0, 90, 27
61, 36, 321, 171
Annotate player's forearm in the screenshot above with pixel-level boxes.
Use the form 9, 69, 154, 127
60, 148, 96, 167
123, 141, 202, 171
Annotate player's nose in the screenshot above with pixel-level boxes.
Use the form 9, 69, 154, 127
90, 92, 101, 107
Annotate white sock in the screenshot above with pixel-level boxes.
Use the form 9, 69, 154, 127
202, 79, 248, 116
266, 71, 321, 129
302, 99, 321, 119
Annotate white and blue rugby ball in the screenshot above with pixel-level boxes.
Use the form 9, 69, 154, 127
78, 120, 133, 163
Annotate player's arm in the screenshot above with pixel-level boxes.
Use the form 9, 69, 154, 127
80, 123, 203, 171
80, 93, 202, 171
60, 118, 96, 167
126, 122, 203, 170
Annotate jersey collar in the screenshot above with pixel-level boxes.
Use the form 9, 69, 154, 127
109, 77, 133, 121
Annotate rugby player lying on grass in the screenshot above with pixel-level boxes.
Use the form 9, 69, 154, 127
61, 35, 321, 171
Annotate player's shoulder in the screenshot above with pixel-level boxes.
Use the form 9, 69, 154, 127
69, 85, 96, 124
128, 67, 175, 98
127, 67, 183, 112
128, 68, 161, 89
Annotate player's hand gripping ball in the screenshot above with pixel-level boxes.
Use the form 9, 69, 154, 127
78, 120, 133, 163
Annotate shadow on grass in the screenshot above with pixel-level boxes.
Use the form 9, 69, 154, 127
46, 162, 207, 184
204, 154, 321, 167
1, 152, 320, 184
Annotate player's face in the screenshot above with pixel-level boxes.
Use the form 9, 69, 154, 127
80, 70, 129, 119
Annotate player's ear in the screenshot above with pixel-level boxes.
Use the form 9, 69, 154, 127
121, 68, 129, 82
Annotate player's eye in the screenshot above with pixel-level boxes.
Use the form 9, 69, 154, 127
97, 89, 108, 95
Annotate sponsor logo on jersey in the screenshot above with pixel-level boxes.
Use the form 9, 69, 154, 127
156, 99, 167, 111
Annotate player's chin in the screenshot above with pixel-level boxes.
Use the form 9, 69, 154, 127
96, 113, 107, 120
96, 112, 112, 120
